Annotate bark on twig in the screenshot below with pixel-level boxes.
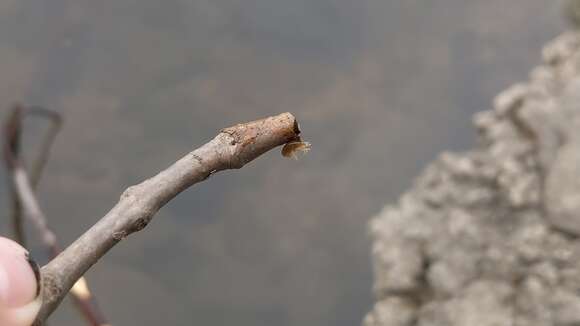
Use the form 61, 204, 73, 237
2, 105, 109, 326
14, 163, 108, 326
26, 107, 63, 187
3, 105, 26, 243
4, 106, 62, 245
33, 112, 304, 325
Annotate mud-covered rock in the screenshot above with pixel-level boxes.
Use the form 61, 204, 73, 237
365, 31, 580, 326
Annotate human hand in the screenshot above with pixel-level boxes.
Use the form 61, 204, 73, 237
0, 237, 41, 326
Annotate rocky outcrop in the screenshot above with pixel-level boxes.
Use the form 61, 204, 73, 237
364, 32, 580, 326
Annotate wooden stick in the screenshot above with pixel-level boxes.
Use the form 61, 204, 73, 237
33, 112, 303, 324
2, 105, 110, 326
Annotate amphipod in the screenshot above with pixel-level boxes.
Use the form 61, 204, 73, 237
281, 140, 311, 160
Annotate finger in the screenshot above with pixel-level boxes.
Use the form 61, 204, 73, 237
0, 237, 41, 326
0, 297, 42, 326
0, 237, 38, 307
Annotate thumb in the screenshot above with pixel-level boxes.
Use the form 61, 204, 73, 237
0, 237, 41, 326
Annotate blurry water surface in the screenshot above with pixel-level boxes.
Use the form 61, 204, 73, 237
0, 1, 565, 325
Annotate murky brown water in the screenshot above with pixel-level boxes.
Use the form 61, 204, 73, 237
0, 1, 564, 325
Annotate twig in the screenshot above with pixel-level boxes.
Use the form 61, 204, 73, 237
4, 106, 63, 245
33, 112, 303, 325
12, 167, 58, 251
26, 106, 63, 186
2, 105, 110, 326
13, 168, 108, 326
9, 188, 25, 244
3, 105, 25, 244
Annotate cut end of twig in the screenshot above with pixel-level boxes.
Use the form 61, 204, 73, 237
220, 112, 304, 167
221, 112, 299, 143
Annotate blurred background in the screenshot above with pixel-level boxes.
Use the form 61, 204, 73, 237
0, 1, 567, 325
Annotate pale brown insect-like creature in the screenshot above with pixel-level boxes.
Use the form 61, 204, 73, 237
281, 137, 311, 160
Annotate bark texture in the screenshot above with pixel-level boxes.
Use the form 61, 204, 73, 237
364, 32, 580, 326
33, 112, 302, 325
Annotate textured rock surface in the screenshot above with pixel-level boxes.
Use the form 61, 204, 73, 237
364, 32, 580, 326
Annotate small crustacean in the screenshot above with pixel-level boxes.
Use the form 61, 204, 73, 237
281, 137, 311, 160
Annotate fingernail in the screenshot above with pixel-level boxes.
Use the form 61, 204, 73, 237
25, 253, 40, 298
